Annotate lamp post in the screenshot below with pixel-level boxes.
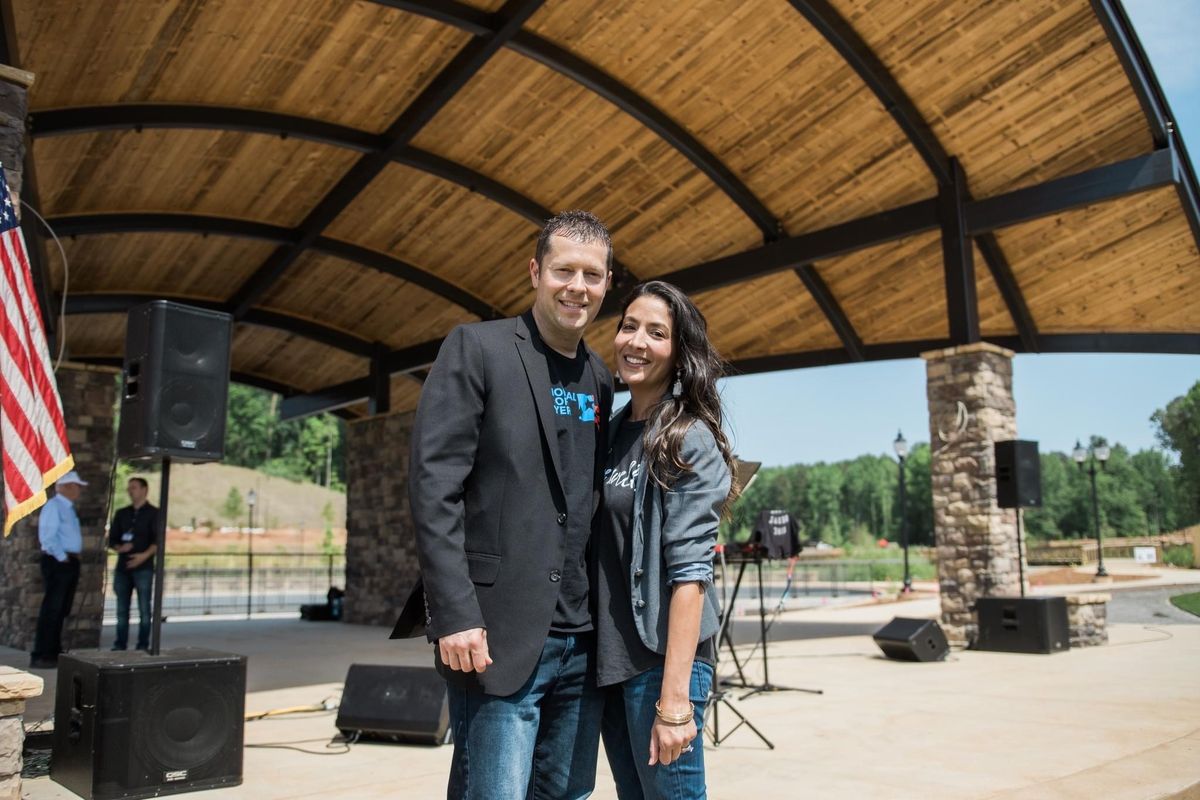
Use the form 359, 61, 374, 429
247, 489, 257, 618
894, 430, 911, 593
1072, 440, 1110, 578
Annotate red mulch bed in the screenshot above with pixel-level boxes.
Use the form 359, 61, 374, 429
1029, 567, 1147, 586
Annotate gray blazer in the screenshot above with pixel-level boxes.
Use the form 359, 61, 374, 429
611, 403, 730, 654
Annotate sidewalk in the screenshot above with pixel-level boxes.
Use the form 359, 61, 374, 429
11, 581, 1200, 799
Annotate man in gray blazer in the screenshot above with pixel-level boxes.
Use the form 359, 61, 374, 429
405, 210, 615, 799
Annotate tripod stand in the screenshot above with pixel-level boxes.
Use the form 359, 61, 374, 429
704, 545, 774, 749
719, 552, 823, 700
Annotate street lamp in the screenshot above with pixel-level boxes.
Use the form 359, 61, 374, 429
246, 489, 257, 618
893, 430, 911, 593
1073, 439, 1110, 578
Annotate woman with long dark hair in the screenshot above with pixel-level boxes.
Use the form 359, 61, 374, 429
595, 280, 738, 799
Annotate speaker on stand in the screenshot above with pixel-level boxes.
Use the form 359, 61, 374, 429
994, 439, 1042, 599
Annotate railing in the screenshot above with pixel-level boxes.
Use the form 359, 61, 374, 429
1026, 532, 1195, 566
103, 552, 346, 619
716, 557, 917, 613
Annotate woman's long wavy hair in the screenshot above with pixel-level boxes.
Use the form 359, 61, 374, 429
618, 281, 740, 515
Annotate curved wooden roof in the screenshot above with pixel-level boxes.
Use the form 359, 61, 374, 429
5, 0, 1198, 419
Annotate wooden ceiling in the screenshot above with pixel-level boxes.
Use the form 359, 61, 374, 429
6, 0, 1198, 419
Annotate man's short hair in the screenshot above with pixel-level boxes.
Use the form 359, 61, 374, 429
534, 210, 613, 272
128, 477, 149, 490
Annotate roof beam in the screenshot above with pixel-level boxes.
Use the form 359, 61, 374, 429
1090, 0, 1200, 250
787, 0, 951, 185
792, 265, 864, 361
32, 105, 551, 226
46, 212, 502, 320
369, 0, 782, 241
226, 0, 546, 320
940, 158, 980, 344
64, 293, 375, 358
975, 235, 1038, 353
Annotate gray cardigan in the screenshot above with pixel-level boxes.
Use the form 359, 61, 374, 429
611, 403, 731, 655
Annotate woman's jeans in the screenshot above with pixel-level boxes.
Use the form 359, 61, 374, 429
602, 661, 713, 800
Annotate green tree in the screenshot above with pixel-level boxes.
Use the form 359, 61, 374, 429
222, 487, 244, 521
1152, 381, 1200, 526
901, 443, 933, 545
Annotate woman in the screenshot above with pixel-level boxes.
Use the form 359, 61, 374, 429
595, 280, 738, 799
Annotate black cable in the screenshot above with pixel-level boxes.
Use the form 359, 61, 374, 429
246, 731, 358, 756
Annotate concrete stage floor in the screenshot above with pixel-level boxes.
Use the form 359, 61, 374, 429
8, 572, 1200, 799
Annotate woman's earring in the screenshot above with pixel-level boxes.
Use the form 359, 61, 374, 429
672, 373, 683, 398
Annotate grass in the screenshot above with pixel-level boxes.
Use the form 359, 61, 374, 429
1170, 592, 1200, 618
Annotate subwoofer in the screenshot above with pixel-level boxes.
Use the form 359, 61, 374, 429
995, 440, 1042, 509
336, 664, 449, 745
974, 596, 1070, 654
873, 617, 950, 662
118, 300, 232, 462
51, 649, 246, 800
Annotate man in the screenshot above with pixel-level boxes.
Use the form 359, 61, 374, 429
107, 477, 159, 651
402, 210, 615, 799
30, 470, 88, 669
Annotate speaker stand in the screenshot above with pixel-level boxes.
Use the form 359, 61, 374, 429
150, 456, 170, 655
1016, 509, 1026, 599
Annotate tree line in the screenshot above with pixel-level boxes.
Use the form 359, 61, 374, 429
726, 380, 1200, 545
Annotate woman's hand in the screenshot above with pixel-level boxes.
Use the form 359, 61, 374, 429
649, 716, 697, 766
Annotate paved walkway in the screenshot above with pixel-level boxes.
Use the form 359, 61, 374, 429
9, 571, 1200, 799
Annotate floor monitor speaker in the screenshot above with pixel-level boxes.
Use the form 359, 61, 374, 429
336, 664, 450, 745
873, 617, 950, 662
51, 649, 245, 800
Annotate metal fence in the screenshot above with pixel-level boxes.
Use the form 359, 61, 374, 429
103, 552, 346, 619
716, 557, 916, 613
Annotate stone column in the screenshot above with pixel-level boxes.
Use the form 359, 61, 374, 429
0, 666, 44, 800
0, 64, 33, 206
923, 342, 1023, 645
342, 410, 420, 626
0, 366, 116, 652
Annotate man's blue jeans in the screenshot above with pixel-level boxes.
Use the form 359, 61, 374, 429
113, 567, 153, 650
601, 661, 713, 800
446, 632, 603, 799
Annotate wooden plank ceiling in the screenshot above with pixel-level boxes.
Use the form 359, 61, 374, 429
8, 0, 1198, 418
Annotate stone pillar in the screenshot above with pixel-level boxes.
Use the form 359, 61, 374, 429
0, 366, 116, 652
342, 410, 420, 626
0, 666, 43, 800
923, 342, 1022, 645
0, 64, 34, 206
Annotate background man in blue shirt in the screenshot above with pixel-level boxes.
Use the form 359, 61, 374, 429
30, 470, 88, 669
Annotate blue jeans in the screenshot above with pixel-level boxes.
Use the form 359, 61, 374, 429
446, 632, 603, 799
601, 662, 713, 800
113, 567, 153, 650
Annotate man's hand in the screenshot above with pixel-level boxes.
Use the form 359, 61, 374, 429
649, 715, 697, 767
438, 627, 492, 673
117, 543, 134, 554
126, 552, 150, 569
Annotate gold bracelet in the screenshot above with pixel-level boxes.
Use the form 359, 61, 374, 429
654, 700, 694, 725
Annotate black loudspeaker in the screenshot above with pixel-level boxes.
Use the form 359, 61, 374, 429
118, 300, 232, 462
995, 440, 1042, 509
873, 617, 950, 662
975, 597, 1070, 654
336, 664, 449, 745
51, 649, 246, 800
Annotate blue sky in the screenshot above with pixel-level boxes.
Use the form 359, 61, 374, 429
627, 1, 1200, 467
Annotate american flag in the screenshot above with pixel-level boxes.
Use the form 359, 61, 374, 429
0, 165, 72, 535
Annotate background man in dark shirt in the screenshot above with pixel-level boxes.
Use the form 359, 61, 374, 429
107, 477, 159, 651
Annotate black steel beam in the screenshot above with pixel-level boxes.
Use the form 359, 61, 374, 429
32, 106, 554, 226
64, 294, 374, 358
662, 198, 938, 297
965, 148, 1177, 234
31, 105, 384, 152
939, 159, 979, 344
227, 0, 546, 320
994, 332, 1200, 355
975, 235, 1038, 353
68, 354, 315, 401
793, 265, 864, 361
368, 344, 391, 416
280, 376, 370, 420
46, 213, 500, 320
367, 0, 781, 241
787, 0, 951, 185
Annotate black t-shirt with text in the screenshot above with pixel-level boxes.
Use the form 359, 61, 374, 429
108, 503, 160, 572
540, 336, 600, 633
